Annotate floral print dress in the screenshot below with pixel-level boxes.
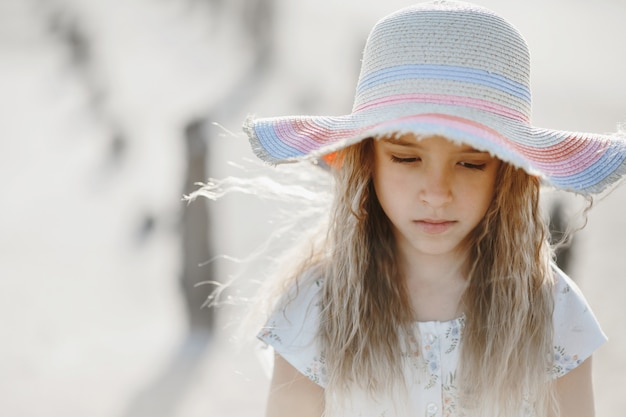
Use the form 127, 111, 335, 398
257, 266, 606, 417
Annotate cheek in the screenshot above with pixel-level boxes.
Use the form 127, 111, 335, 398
372, 164, 406, 213
474, 177, 498, 216
372, 169, 391, 209
459, 176, 497, 218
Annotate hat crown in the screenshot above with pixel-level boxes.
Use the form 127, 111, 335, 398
248, 1, 626, 195
353, 1, 532, 123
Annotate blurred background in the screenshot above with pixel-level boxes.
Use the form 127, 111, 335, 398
1, 0, 625, 416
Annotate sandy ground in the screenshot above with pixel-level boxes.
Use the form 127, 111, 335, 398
1, 0, 625, 416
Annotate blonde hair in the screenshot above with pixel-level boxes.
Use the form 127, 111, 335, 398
319, 139, 415, 410
267, 138, 559, 416
460, 160, 557, 416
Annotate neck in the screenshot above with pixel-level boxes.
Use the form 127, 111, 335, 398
398, 247, 469, 322
400, 248, 469, 285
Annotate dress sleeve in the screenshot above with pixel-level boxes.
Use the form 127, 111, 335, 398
257, 274, 327, 387
551, 265, 607, 378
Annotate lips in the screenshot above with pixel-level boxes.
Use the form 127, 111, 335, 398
414, 219, 456, 234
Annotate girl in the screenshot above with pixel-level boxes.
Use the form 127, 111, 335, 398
233, 1, 626, 416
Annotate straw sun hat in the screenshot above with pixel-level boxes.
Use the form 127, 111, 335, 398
244, 0, 626, 194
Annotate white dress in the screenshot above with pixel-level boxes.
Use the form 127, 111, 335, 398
257, 266, 607, 417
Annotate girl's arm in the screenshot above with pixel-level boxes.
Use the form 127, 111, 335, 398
265, 353, 325, 417
555, 357, 596, 417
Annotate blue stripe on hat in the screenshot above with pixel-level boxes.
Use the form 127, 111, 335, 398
356, 64, 531, 103
548, 145, 626, 190
255, 121, 306, 160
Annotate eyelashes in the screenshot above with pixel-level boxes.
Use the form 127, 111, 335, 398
390, 155, 419, 163
458, 161, 487, 171
390, 155, 487, 171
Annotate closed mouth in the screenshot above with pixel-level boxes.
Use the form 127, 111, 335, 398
414, 219, 456, 233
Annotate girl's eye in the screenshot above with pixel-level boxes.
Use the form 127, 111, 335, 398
459, 161, 486, 170
390, 155, 420, 163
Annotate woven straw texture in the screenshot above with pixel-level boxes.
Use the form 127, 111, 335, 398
245, 0, 626, 194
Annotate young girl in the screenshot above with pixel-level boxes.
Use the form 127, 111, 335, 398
235, 1, 626, 416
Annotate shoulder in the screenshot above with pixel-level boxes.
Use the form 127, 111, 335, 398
279, 267, 324, 310
551, 264, 607, 378
552, 265, 590, 304
551, 264, 602, 329
257, 267, 327, 387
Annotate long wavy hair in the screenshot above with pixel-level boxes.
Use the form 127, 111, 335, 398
459, 148, 557, 416
268, 137, 559, 416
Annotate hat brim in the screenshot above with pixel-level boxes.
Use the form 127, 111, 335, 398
245, 103, 626, 195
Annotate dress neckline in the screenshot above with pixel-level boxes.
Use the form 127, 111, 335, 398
413, 313, 466, 327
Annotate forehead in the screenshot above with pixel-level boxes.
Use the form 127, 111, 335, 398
378, 134, 486, 154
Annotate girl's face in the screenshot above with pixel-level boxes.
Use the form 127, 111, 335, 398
372, 134, 500, 260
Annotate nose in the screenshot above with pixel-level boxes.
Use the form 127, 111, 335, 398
419, 166, 452, 208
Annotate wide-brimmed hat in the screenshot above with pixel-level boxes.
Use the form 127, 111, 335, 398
244, 0, 626, 194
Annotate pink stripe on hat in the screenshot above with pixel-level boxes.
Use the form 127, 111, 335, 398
354, 93, 529, 123
245, 1, 626, 194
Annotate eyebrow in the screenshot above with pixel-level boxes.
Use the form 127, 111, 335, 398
380, 137, 489, 154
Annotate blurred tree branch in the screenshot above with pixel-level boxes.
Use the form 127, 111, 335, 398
41, 1, 127, 168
